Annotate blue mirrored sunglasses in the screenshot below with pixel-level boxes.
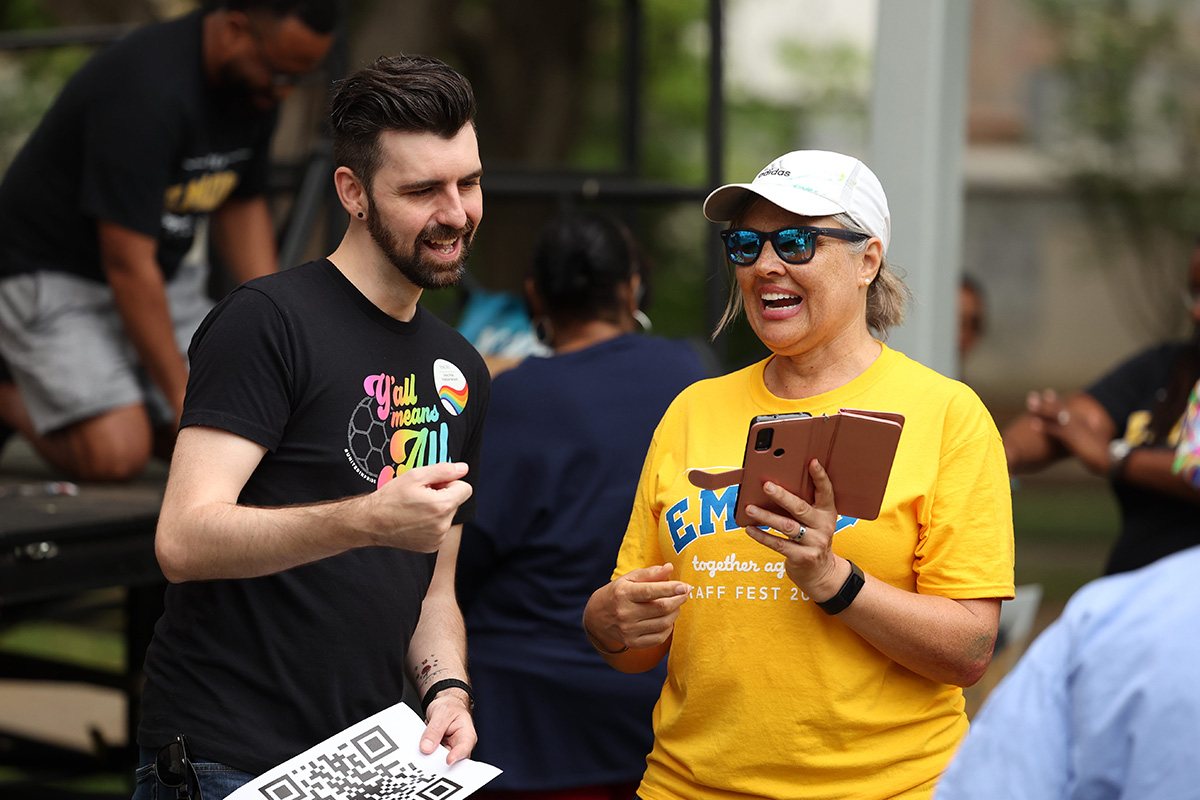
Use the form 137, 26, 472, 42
720, 226, 869, 266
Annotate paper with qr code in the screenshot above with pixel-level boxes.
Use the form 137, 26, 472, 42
226, 701, 501, 800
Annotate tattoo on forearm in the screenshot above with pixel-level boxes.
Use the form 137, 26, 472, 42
415, 655, 450, 690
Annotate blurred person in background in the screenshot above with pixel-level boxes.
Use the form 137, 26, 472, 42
582, 150, 1014, 800
959, 274, 986, 374
0, 0, 337, 480
457, 210, 707, 799
935, 543, 1200, 800
1002, 239, 1200, 574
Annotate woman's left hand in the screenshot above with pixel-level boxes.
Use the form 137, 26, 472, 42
742, 458, 849, 600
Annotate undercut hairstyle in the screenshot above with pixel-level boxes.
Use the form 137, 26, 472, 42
711, 201, 911, 340
206, 0, 340, 34
533, 212, 643, 324
329, 54, 477, 195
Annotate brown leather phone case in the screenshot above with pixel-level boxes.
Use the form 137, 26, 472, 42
726, 409, 904, 525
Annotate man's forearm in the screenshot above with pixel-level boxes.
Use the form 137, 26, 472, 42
157, 488, 376, 582
407, 594, 469, 706
99, 221, 189, 417
406, 531, 476, 763
406, 526, 470, 707
157, 428, 474, 582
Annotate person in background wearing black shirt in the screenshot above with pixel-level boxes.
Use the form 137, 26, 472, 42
0, 0, 337, 480
1003, 240, 1200, 574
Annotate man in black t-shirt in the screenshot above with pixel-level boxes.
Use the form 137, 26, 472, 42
0, 1, 336, 481
132, 55, 488, 799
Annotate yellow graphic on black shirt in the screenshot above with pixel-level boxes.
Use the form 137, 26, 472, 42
1122, 409, 1185, 448
163, 171, 239, 214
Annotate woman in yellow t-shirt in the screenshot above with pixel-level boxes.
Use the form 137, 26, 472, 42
582, 149, 1015, 800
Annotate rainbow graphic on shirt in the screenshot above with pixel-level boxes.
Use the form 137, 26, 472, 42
434, 358, 468, 416
1174, 379, 1200, 488
345, 359, 470, 487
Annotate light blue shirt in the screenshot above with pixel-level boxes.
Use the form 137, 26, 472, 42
936, 545, 1200, 800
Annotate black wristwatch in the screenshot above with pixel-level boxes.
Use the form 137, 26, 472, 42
816, 560, 865, 615
420, 678, 475, 716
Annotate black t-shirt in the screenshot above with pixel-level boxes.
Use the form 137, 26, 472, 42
137, 259, 490, 774
1088, 341, 1200, 574
0, 11, 275, 283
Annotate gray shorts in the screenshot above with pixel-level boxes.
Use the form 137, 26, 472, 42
0, 259, 214, 435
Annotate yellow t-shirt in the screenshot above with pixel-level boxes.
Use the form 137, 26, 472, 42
615, 345, 1015, 800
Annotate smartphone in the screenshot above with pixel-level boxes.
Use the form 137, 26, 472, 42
733, 410, 903, 527
734, 412, 827, 528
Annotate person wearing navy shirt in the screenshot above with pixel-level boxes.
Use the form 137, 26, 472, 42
458, 212, 707, 798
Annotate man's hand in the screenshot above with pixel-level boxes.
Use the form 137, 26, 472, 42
420, 689, 476, 765
365, 462, 473, 552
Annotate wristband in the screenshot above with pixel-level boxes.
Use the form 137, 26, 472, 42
816, 560, 865, 615
420, 678, 474, 716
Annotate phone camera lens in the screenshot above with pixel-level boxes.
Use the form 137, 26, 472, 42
754, 427, 774, 451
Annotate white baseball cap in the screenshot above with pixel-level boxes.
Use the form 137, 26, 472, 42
702, 150, 891, 254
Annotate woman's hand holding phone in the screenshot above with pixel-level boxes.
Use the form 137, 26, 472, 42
742, 457, 853, 602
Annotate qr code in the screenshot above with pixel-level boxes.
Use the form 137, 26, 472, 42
257, 725, 463, 800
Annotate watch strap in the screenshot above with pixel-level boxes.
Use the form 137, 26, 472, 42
421, 678, 474, 716
816, 560, 865, 615
1108, 440, 1133, 481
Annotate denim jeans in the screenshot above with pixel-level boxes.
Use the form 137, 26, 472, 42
131, 747, 256, 800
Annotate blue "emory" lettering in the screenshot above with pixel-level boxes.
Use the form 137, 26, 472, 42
668, 485, 860, 554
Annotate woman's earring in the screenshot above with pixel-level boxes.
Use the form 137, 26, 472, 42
534, 317, 554, 344
357, 211, 364, 219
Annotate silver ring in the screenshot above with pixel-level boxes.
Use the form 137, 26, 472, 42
1057, 410, 1070, 425
790, 525, 807, 542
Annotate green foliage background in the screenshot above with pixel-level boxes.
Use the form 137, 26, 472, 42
1025, 0, 1200, 338
0, 0, 91, 167
0, 0, 875, 371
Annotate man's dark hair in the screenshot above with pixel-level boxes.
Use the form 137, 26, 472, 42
329, 54, 476, 194
206, 0, 340, 34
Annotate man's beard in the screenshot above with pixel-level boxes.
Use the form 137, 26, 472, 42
367, 211, 474, 290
